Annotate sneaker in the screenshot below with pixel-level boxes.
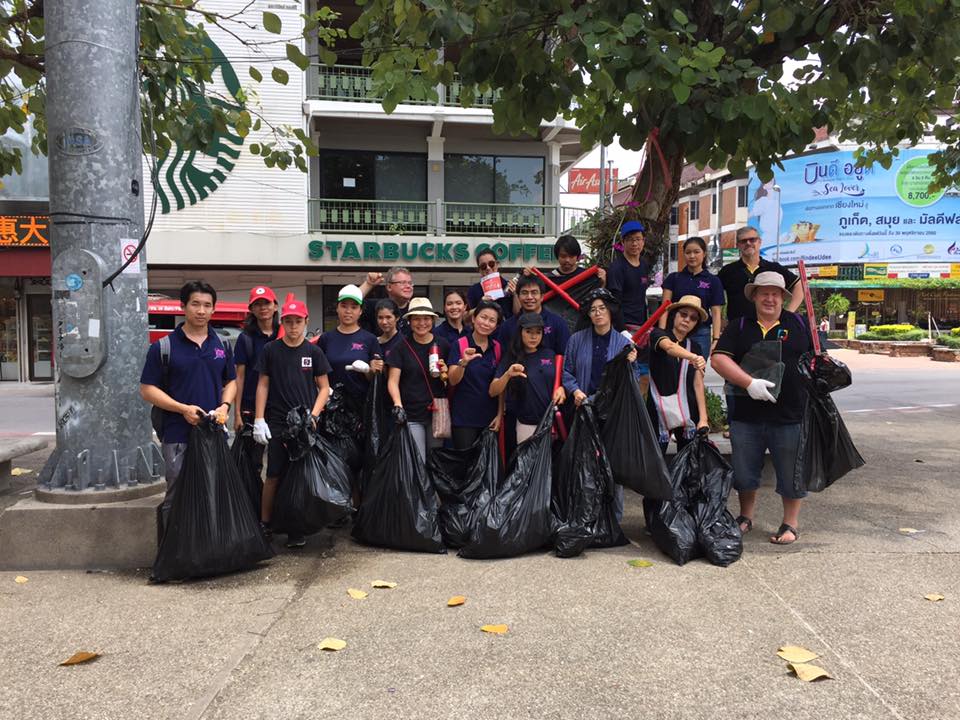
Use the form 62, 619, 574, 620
285, 534, 306, 549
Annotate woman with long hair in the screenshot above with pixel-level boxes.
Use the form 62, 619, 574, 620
660, 236, 725, 360
434, 289, 471, 346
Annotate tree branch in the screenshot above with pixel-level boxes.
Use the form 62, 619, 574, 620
0, 45, 43, 72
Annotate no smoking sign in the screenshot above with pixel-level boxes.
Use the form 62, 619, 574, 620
120, 238, 141, 274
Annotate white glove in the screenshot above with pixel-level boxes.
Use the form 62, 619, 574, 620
746, 378, 777, 402
253, 418, 271, 445
347, 359, 371, 374
620, 330, 635, 345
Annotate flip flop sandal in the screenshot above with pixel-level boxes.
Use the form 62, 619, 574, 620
771, 523, 799, 545
735, 515, 753, 534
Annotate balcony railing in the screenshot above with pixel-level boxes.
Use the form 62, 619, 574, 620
308, 198, 588, 238
307, 64, 499, 107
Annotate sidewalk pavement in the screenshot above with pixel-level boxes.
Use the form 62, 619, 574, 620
1, 399, 958, 720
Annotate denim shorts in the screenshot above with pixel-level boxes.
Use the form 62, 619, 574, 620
729, 420, 806, 499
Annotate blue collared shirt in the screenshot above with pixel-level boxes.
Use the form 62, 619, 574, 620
663, 267, 725, 324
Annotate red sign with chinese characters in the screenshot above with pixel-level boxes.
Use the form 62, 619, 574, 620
0, 214, 49, 246
567, 168, 618, 194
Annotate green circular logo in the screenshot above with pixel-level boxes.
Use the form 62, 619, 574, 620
895, 156, 945, 207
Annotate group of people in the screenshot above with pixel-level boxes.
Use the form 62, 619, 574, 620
140, 222, 816, 552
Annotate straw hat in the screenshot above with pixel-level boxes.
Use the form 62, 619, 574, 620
744, 271, 788, 300
403, 297, 439, 319
666, 294, 708, 321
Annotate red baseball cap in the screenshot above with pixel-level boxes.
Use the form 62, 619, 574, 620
247, 285, 277, 307
281, 300, 308, 318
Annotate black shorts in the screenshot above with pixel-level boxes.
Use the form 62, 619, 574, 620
265, 436, 290, 479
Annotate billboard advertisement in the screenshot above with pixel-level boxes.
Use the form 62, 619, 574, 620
747, 149, 960, 265
567, 168, 618, 194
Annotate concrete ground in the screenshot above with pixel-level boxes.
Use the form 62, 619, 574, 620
1, 352, 958, 719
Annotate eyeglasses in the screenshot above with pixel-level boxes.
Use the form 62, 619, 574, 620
588, 306, 609, 315
388, 280, 414, 286
519, 290, 540, 298
737, 236, 760, 245
478, 261, 497, 272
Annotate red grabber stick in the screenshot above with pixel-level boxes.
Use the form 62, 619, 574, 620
542, 264, 600, 302
630, 300, 671, 345
552, 354, 568, 441
796, 260, 821, 356
530, 267, 582, 311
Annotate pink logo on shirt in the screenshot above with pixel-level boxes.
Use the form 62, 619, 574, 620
698, 280, 711, 289
214, 348, 226, 359
540, 359, 553, 366
351, 343, 365, 351
544, 326, 553, 334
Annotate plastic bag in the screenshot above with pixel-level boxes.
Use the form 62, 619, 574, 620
799, 351, 852, 394
543, 271, 602, 334
459, 405, 556, 559
650, 434, 741, 567
727, 340, 784, 399
427, 430, 501, 548
271, 407, 354, 536
361, 372, 393, 493
152, 419, 274, 582
320, 383, 363, 480
594, 347, 672, 500
553, 404, 628, 558
352, 422, 445, 553
230, 423, 262, 518
792, 387, 865, 494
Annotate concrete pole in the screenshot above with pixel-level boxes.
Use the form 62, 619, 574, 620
40, 0, 161, 496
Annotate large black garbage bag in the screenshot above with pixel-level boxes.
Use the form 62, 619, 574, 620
230, 423, 262, 518
793, 354, 865, 494
320, 383, 363, 480
553, 404, 628, 558
459, 405, 555, 559
352, 422, 444, 553
428, 430, 501, 548
152, 419, 273, 582
689, 438, 742, 567
271, 407, 353, 536
544, 271, 603, 334
360, 372, 393, 493
594, 347, 672, 500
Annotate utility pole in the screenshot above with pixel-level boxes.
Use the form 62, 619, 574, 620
40, 1, 161, 495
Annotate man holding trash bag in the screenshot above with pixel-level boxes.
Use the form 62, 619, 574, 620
253, 299, 332, 548
711, 272, 812, 545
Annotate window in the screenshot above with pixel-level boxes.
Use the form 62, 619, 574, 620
688, 198, 700, 221
737, 185, 748, 208
318, 150, 426, 200
669, 240, 678, 262
669, 206, 678, 225
445, 154, 545, 204
711, 193, 717, 214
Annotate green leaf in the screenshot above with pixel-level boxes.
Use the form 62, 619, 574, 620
271, 67, 289, 85
318, 48, 337, 66
286, 44, 310, 71
627, 559, 653, 568
766, 6, 795, 33
250, 143, 260, 154
262, 11, 282, 34
249, 66, 263, 83
673, 9, 689, 26
672, 82, 691, 104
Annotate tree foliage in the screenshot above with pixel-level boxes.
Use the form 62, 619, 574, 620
352, 0, 960, 231
825, 292, 850, 317
0, 0, 343, 184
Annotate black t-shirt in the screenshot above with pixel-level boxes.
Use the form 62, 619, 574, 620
718, 258, 798, 320
386, 336, 450, 423
606, 253, 651, 326
496, 347, 557, 425
257, 339, 332, 427
318, 328, 379, 399
361, 297, 411, 337
646, 328, 701, 425
714, 311, 812, 424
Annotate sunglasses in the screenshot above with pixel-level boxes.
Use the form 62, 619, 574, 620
737, 236, 760, 245
478, 260, 497, 272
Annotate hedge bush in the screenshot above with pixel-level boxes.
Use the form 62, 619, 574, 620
868, 324, 917, 337
827, 330, 847, 339
858, 329, 925, 341
951, 327, 960, 337
705, 388, 727, 432
937, 335, 960, 349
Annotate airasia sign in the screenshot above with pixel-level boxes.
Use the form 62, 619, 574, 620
567, 168, 618, 194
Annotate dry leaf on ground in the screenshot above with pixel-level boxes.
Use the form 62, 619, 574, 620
777, 645, 819, 663
447, 596, 466, 607
347, 588, 368, 600
788, 662, 832, 682
924, 593, 945, 602
371, 580, 397, 589
14, 576, 28, 584
627, 559, 653, 568
10, 467, 32, 476
60, 651, 100, 666
318, 638, 347, 651
898, 528, 921, 535
481, 624, 508, 635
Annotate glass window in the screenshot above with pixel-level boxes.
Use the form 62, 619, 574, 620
688, 199, 700, 221
446, 154, 544, 205
711, 193, 717, 214
0, 285, 18, 381
320, 151, 374, 199
737, 185, 748, 208
375, 154, 426, 201
319, 150, 425, 200
494, 156, 544, 204
446, 155, 494, 203
669, 206, 678, 225
27, 293, 52, 381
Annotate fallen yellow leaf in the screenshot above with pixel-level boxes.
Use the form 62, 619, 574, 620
347, 588, 368, 600
627, 559, 653, 568
371, 580, 397, 589
788, 662, 832, 682
898, 528, 920, 535
10, 467, 32, 476
60, 651, 100, 666
480, 624, 508, 635
777, 645, 819, 663
317, 637, 347, 651
925, 593, 945, 602
447, 595, 466, 607
14, 576, 28, 584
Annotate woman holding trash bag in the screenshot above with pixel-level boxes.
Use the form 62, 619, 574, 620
434, 289, 471, 346
376, 299, 403, 357
386, 298, 450, 463
660, 237, 725, 361
318, 284, 384, 401
711, 271, 812, 545
446, 299, 503, 450
253, 300, 332, 548
490, 312, 566, 444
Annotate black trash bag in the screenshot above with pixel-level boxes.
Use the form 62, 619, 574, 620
352, 422, 444, 553
428, 430, 501, 548
799, 351, 852, 394
543, 271, 602, 334
594, 347, 672, 500
361, 372, 393, 492
553, 404, 628, 558
271, 407, 354, 536
459, 405, 556, 559
689, 437, 742, 567
230, 423, 262, 518
792, 386, 865, 494
320, 383, 363, 479
152, 419, 274, 582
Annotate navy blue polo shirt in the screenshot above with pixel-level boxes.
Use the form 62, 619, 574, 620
141, 325, 237, 444
467, 277, 514, 319
496, 348, 558, 425
434, 320, 470, 347
606, 253, 651, 326
448, 336, 501, 428
234, 327, 276, 414
318, 328, 380, 399
662, 267, 725, 326
498, 308, 570, 356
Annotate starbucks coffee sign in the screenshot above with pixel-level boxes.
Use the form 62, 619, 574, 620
307, 239, 556, 266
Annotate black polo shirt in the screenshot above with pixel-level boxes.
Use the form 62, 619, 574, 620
714, 311, 812, 425
718, 258, 798, 321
